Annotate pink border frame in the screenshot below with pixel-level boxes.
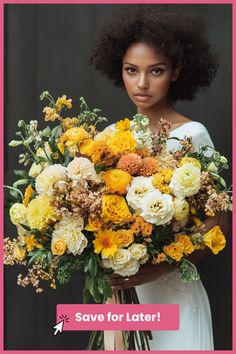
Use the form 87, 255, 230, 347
0, 0, 234, 353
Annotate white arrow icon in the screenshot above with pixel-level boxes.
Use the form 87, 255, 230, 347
53, 320, 64, 335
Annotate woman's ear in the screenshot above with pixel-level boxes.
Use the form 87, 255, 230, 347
171, 67, 181, 82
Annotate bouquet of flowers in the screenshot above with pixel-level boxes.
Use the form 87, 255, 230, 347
4, 91, 231, 350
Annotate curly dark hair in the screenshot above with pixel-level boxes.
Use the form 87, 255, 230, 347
90, 5, 218, 102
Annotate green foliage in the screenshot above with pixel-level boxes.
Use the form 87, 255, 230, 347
56, 254, 83, 285
178, 258, 200, 283
77, 97, 108, 130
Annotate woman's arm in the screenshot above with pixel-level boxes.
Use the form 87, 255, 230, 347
109, 211, 229, 290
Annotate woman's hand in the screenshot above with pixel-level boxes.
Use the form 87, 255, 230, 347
109, 262, 173, 291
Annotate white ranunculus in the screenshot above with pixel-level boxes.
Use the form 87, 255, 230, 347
52, 215, 87, 255
67, 157, 98, 187
102, 249, 132, 271
170, 163, 201, 198
9, 203, 27, 225
173, 198, 190, 226
126, 176, 156, 211
129, 243, 147, 260
35, 164, 67, 195
140, 189, 174, 225
114, 259, 140, 277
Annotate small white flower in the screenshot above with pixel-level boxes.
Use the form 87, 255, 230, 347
9, 203, 27, 225
140, 189, 174, 225
126, 176, 156, 210
170, 163, 201, 198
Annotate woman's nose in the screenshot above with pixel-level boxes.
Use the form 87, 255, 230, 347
137, 73, 149, 89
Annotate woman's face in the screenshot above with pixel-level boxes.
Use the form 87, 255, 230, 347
122, 42, 179, 109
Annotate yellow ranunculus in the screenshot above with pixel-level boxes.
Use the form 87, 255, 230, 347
203, 226, 226, 254
103, 169, 132, 194
163, 243, 183, 261
51, 239, 67, 256
116, 229, 134, 247
152, 168, 173, 194
175, 234, 194, 255
115, 118, 130, 131
43, 107, 60, 121
101, 194, 132, 224
107, 131, 137, 156
179, 157, 201, 169
58, 127, 89, 154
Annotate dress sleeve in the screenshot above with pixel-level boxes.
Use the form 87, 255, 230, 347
190, 123, 214, 153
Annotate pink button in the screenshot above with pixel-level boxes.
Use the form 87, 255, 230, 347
56, 304, 179, 330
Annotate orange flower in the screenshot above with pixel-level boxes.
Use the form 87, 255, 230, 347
131, 215, 153, 237
117, 153, 142, 175
116, 229, 134, 247
163, 243, 183, 261
103, 169, 132, 194
139, 157, 160, 176
58, 127, 89, 154
85, 217, 103, 232
51, 239, 67, 256
154, 252, 167, 264
175, 234, 194, 255
93, 228, 121, 258
136, 147, 151, 158
152, 169, 173, 194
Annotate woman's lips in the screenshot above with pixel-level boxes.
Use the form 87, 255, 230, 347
134, 94, 152, 101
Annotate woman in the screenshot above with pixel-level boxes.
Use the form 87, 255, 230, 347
90, 5, 228, 350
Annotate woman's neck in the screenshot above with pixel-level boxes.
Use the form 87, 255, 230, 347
136, 99, 190, 133
137, 99, 178, 129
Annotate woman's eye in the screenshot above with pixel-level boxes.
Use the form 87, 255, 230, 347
152, 68, 163, 75
125, 67, 136, 74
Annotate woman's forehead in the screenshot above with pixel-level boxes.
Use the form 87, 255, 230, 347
123, 42, 170, 65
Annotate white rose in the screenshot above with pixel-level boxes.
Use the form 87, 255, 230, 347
129, 243, 147, 260
139, 254, 149, 264
140, 190, 174, 225
126, 176, 155, 210
170, 163, 201, 198
114, 259, 140, 277
113, 249, 132, 268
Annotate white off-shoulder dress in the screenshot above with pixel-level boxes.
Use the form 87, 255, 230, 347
136, 121, 214, 350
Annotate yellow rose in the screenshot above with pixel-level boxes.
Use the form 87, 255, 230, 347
13, 246, 27, 261
101, 195, 132, 224
85, 218, 103, 232
116, 229, 134, 247
203, 226, 226, 254
51, 239, 67, 256
103, 169, 132, 194
175, 234, 194, 255
163, 243, 183, 261
179, 157, 201, 169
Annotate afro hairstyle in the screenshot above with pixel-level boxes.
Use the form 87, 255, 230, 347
90, 5, 219, 102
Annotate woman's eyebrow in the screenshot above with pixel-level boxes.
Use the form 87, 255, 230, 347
123, 62, 167, 67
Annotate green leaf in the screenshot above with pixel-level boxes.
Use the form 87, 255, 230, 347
20, 223, 31, 231
27, 249, 42, 267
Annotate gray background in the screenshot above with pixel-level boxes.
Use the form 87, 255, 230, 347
4, 4, 232, 350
